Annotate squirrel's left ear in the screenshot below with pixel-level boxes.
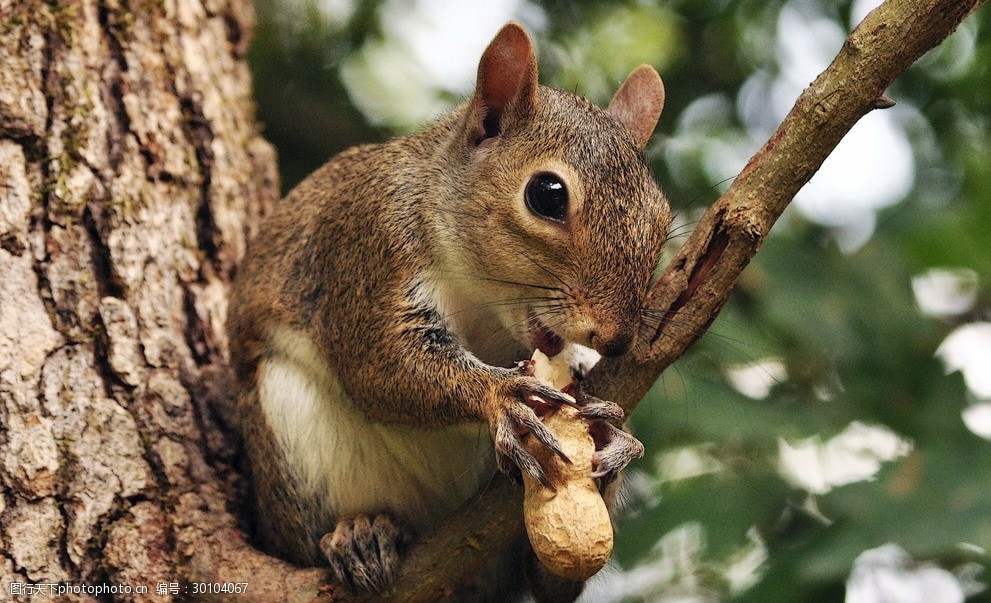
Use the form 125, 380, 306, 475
608, 65, 665, 149
468, 22, 539, 148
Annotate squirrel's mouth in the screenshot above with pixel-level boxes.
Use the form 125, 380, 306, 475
527, 314, 565, 357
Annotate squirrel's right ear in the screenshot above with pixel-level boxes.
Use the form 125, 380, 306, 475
467, 22, 539, 148
608, 65, 665, 149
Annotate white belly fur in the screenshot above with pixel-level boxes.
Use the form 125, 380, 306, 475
259, 328, 495, 530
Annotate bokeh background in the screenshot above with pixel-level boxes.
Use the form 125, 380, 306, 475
247, 1, 991, 600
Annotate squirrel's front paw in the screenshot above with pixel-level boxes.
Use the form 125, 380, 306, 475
570, 389, 644, 487
320, 514, 412, 594
588, 420, 644, 487
488, 371, 578, 489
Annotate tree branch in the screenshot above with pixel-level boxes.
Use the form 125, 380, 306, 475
587, 0, 988, 411
203, 0, 986, 599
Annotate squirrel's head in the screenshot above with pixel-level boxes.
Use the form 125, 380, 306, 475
434, 22, 671, 361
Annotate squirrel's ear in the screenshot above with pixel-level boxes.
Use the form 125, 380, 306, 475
608, 65, 665, 149
468, 22, 539, 147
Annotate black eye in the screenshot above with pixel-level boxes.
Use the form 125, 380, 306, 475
524, 173, 568, 222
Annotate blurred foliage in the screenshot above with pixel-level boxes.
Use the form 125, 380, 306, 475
249, 1, 991, 600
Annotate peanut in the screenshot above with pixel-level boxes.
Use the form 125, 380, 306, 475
522, 349, 613, 582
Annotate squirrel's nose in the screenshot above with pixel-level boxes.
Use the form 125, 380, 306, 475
591, 329, 633, 358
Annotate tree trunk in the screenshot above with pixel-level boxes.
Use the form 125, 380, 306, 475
0, 0, 278, 600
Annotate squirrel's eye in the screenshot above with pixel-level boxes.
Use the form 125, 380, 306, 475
524, 173, 568, 222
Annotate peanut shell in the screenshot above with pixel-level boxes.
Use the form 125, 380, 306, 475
522, 349, 613, 581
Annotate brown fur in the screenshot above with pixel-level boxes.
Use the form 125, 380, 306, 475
227, 22, 670, 602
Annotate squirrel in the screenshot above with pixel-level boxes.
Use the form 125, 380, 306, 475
227, 22, 670, 602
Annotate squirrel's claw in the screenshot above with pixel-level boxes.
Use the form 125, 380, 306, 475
490, 375, 576, 489
569, 386, 635, 485
526, 381, 581, 408
321, 514, 412, 594
574, 394, 624, 422
589, 421, 644, 486
495, 414, 552, 489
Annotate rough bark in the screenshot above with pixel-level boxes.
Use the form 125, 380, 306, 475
0, 0, 277, 600
0, 0, 984, 603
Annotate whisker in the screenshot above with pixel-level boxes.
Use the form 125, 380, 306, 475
674, 173, 739, 213
440, 296, 560, 321
474, 302, 567, 357
517, 250, 573, 293
637, 308, 739, 351
665, 220, 700, 240
432, 269, 564, 293
638, 307, 782, 384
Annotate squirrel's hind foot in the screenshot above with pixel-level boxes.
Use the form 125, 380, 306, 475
320, 514, 413, 594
